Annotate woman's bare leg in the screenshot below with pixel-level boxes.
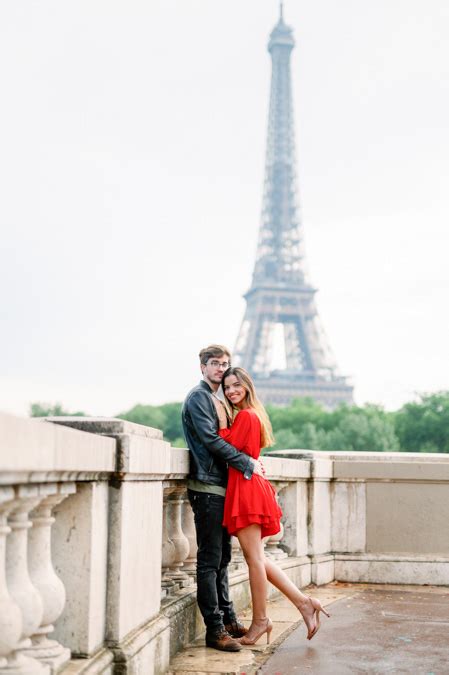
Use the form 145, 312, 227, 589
237, 525, 326, 640
264, 557, 323, 638
264, 558, 308, 607
236, 524, 275, 643
237, 524, 267, 622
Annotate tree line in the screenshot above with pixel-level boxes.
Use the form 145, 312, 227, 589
30, 391, 449, 454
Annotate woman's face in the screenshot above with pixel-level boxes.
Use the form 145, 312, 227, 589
223, 374, 248, 408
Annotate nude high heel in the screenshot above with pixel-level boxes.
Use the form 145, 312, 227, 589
238, 617, 273, 645
306, 598, 330, 640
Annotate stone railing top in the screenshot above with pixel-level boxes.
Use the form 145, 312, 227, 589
45, 416, 185, 477
268, 449, 449, 463
268, 449, 449, 481
3, 412, 448, 485
0, 412, 116, 477
263, 455, 310, 480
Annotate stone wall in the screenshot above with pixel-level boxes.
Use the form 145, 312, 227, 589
0, 415, 448, 674
271, 449, 449, 585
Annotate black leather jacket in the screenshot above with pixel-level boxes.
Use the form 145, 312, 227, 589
182, 380, 254, 487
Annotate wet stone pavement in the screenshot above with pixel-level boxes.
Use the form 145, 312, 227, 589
262, 585, 449, 675
168, 583, 449, 674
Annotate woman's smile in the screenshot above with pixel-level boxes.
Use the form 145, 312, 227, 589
223, 374, 248, 408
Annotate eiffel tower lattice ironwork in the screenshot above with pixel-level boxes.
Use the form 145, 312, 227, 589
234, 4, 353, 408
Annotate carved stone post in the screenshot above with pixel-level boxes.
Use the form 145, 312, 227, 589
0, 488, 22, 668
165, 488, 191, 587
161, 488, 177, 597
23, 483, 75, 670
181, 493, 197, 576
4, 485, 48, 674
264, 482, 288, 560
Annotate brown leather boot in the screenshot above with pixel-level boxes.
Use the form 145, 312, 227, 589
205, 629, 242, 652
224, 618, 249, 638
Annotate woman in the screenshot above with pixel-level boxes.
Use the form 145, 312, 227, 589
217, 367, 330, 645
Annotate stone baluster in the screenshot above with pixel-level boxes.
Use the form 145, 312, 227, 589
22, 483, 75, 671
0, 488, 22, 669
264, 482, 288, 560
165, 488, 191, 588
231, 536, 245, 571
161, 488, 177, 597
181, 493, 197, 577
4, 485, 48, 674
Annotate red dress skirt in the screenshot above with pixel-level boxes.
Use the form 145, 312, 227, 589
219, 408, 282, 538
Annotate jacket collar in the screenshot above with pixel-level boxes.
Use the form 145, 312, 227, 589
200, 379, 214, 393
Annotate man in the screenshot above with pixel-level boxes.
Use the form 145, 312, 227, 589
182, 344, 264, 652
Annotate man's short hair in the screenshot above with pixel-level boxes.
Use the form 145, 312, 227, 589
199, 344, 231, 366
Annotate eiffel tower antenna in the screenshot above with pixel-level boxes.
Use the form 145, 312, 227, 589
233, 9, 353, 408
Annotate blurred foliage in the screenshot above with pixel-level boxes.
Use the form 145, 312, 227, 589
30, 391, 449, 454
116, 402, 186, 447
30, 403, 86, 417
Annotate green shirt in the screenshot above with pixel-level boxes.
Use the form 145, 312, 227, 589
187, 478, 226, 497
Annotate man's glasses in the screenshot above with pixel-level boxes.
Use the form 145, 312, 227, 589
209, 360, 231, 370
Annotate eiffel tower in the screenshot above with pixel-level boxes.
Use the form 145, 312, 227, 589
234, 4, 353, 408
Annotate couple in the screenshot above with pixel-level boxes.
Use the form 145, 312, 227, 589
182, 344, 329, 652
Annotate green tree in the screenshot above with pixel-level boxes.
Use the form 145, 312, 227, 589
269, 428, 301, 452
270, 423, 326, 453
159, 403, 184, 442
267, 397, 327, 437
116, 403, 165, 431
117, 402, 185, 446
395, 392, 449, 453
268, 401, 399, 453
320, 408, 399, 452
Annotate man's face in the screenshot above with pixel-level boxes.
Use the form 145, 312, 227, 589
201, 356, 231, 385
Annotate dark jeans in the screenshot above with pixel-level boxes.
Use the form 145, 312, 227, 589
187, 489, 236, 633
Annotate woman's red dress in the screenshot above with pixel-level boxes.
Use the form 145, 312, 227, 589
219, 408, 282, 538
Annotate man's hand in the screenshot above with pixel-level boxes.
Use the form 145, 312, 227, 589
252, 458, 266, 477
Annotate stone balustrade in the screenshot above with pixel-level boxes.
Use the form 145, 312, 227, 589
0, 412, 449, 673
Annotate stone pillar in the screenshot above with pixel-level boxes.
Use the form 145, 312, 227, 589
308, 481, 331, 555
331, 480, 366, 553
181, 494, 197, 577
264, 482, 288, 560
51, 481, 109, 658
0, 488, 22, 669
105, 480, 163, 644
4, 486, 48, 674
23, 483, 76, 671
308, 459, 334, 585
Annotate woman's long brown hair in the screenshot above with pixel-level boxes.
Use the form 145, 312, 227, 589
222, 367, 275, 448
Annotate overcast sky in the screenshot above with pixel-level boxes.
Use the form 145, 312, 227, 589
1, 0, 448, 417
